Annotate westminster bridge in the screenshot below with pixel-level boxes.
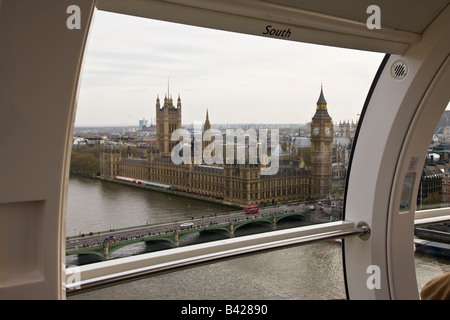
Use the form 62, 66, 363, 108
66, 203, 315, 261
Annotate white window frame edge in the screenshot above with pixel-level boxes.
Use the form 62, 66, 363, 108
344, 5, 450, 300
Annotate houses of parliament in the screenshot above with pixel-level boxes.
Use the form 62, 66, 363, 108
100, 86, 334, 207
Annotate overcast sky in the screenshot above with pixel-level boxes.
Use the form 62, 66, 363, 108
75, 10, 384, 127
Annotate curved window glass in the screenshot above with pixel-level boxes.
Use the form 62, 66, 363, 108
66, 10, 448, 300
415, 103, 450, 296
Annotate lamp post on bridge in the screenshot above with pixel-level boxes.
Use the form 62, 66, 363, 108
103, 241, 109, 260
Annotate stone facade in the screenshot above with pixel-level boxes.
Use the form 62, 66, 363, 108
310, 85, 333, 199
101, 86, 333, 206
156, 94, 182, 156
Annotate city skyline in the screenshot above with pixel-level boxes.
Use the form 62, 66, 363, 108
75, 10, 384, 127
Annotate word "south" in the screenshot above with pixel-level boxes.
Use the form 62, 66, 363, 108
262, 25, 292, 38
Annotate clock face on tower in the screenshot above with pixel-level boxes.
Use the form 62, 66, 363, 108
313, 127, 319, 135
325, 127, 331, 136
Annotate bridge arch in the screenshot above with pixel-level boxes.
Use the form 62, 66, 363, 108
233, 218, 273, 232
275, 211, 307, 223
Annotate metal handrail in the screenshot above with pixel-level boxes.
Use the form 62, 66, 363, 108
66, 207, 450, 295
414, 207, 450, 225
66, 220, 368, 293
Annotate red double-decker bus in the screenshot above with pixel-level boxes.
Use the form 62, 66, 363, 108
244, 205, 259, 214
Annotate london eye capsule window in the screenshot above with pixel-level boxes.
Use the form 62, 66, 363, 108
66, 8, 430, 298
64, 8, 450, 300
68, 11, 382, 264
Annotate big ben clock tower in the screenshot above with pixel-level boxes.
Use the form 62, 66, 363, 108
310, 84, 333, 200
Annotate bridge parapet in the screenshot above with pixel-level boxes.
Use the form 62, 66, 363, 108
67, 210, 307, 261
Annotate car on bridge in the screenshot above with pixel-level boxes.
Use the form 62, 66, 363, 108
180, 222, 194, 230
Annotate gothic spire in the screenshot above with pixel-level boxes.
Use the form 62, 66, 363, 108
204, 108, 211, 131
177, 94, 181, 109
312, 83, 331, 120
317, 83, 327, 106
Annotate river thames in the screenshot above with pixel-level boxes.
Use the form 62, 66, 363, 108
66, 175, 450, 299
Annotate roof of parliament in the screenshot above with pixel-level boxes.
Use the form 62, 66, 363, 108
313, 84, 331, 120
317, 84, 327, 105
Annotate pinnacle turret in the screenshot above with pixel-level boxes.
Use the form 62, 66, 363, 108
312, 84, 331, 119
317, 84, 327, 106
